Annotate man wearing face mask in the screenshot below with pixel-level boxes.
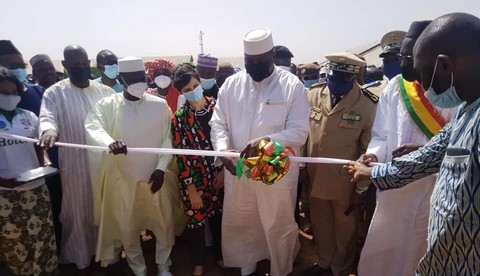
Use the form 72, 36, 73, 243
345, 13, 480, 275
380, 31, 406, 80
85, 56, 180, 276
273, 45, 294, 72
145, 58, 180, 112
94, 50, 123, 93
355, 20, 457, 276
196, 54, 219, 99
0, 40, 44, 115
38, 44, 113, 271
210, 28, 310, 276
302, 52, 377, 276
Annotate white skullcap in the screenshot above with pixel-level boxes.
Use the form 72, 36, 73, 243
243, 28, 274, 55
118, 56, 145, 73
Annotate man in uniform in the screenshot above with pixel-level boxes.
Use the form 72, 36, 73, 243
380, 31, 406, 80
302, 52, 377, 276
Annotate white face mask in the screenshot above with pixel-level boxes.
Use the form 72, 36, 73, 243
154, 75, 171, 89
126, 82, 148, 98
424, 58, 464, 108
278, 65, 291, 72
0, 94, 21, 111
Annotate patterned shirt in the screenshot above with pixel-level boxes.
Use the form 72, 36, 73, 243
172, 97, 222, 228
371, 98, 480, 275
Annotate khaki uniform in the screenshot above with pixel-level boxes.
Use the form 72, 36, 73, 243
305, 82, 377, 275
362, 79, 387, 97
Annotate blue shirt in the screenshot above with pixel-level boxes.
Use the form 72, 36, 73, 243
18, 83, 44, 116
94, 77, 123, 93
371, 98, 480, 275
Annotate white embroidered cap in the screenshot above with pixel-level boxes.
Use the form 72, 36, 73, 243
243, 28, 274, 55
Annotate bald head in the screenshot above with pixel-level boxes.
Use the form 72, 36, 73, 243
97, 50, 117, 64
62, 44, 91, 87
63, 45, 88, 60
415, 13, 480, 59
413, 13, 480, 103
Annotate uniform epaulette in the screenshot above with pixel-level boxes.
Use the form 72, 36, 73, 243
361, 88, 379, 103
361, 80, 381, 89
308, 82, 326, 90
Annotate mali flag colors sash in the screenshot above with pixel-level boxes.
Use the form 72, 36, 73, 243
399, 76, 446, 139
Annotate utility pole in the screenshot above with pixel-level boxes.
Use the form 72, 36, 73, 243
199, 30, 204, 54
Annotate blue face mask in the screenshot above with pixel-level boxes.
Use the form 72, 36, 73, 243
303, 79, 317, 88
424, 59, 463, 108
326, 74, 354, 98
382, 61, 401, 80
184, 85, 204, 102
103, 64, 119, 79
10, 68, 27, 83
200, 78, 216, 90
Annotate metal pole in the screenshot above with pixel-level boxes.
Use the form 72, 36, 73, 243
199, 30, 204, 54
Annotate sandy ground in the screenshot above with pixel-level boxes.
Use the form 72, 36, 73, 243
0, 232, 325, 276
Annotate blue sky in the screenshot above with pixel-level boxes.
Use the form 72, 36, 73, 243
1, 0, 479, 63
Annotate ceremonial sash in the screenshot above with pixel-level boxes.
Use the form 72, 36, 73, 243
399, 76, 446, 139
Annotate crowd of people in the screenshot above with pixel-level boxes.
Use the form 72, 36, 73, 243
0, 11, 479, 276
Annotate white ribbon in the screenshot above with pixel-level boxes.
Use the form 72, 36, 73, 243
0, 133, 380, 165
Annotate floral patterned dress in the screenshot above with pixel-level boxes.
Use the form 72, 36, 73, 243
171, 97, 223, 229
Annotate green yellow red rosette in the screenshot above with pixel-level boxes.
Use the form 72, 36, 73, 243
236, 140, 295, 185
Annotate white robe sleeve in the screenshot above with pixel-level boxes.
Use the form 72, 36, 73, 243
155, 105, 173, 171
210, 85, 230, 152
268, 82, 310, 148
366, 81, 391, 162
39, 88, 59, 135
84, 99, 115, 147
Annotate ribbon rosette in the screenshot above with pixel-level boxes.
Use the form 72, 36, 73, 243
236, 140, 295, 185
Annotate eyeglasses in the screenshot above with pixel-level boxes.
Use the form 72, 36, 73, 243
397, 54, 413, 63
